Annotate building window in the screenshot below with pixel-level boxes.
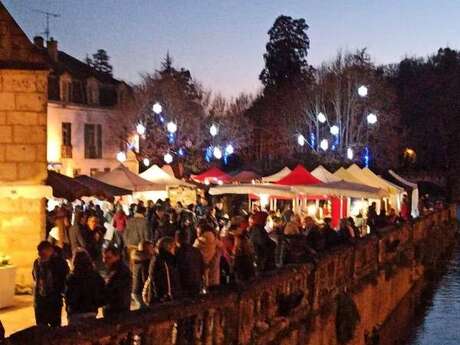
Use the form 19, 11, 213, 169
61, 80, 71, 102
62, 122, 72, 146
73, 169, 81, 177
84, 124, 102, 159
104, 168, 111, 173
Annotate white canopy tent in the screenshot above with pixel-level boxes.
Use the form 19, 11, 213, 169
140, 164, 194, 188
334, 167, 362, 183
389, 170, 420, 218
262, 167, 292, 183
311, 165, 340, 183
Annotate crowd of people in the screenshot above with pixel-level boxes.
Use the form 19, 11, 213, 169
35, 194, 417, 330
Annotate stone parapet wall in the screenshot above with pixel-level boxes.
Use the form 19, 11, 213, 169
6, 206, 457, 345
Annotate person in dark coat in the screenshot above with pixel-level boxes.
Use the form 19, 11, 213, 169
124, 206, 151, 269
367, 202, 378, 233
83, 216, 105, 272
68, 211, 87, 256
248, 212, 276, 272
323, 218, 340, 248
230, 222, 256, 283
131, 241, 155, 309
102, 246, 132, 318
178, 209, 198, 245
152, 237, 181, 302
32, 241, 69, 328
65, 249, 105, 324
175, 231, 204, 297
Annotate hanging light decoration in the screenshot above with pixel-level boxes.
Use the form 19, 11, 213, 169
330, 125, 339, 136
347, 147, 354, 160
163, 152, 173, 164
116, 151, 127, 163
152, 102, 162, 114
320, 139, 329, 151
317, 112, 327, 123
136, 123, 146, 136
178, 148, 185, 157
143, 158, 150, 166
225, 144, 234, 155
358, 85, 368, 97
297, 134, 305, 146
166, 121, 177, 133
210, 124, 219, 137
213, 146, 222, 159
367, 113, 377, 125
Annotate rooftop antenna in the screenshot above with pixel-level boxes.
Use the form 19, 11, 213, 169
33, 9, 60, 41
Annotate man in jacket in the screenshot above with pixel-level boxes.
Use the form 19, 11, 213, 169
175, 231, 204, 297
102, 246, 132, 318
32, 241, 69, 327
124, 206, 151, 261
248, 212, 276, 273
68, 211, 87, 256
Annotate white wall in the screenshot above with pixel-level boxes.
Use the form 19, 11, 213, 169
47, 101, 120, 177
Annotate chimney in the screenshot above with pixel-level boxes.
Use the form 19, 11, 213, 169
47, 38, 58, 62
33, 36, 44, 48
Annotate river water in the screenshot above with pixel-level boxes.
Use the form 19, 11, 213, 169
405, 246, 460, 344
380, 246, 460, 345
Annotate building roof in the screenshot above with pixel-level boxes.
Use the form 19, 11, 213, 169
0, 3, 48, 70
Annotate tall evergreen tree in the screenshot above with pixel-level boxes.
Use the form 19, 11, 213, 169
86, 49, 113, 75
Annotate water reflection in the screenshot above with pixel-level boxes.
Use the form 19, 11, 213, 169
379, 247, 460, 345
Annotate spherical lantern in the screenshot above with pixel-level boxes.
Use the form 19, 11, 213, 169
152, 102, 162, 114
358, 85, 368, 97
136, 123, 146, 136
116, 151, 127, 163
330, 125, 339, 136
225, 144, 234, 155
143, 158, 150, 166
213, 147, 222, 159
297, 134, 305, 146
166, 121, 177, 133
317, 112, 327, 123
210, 124, 219, 137
163, 153, 173, 164
320, 139, 329, 151
347, 147, 354, 160
367, 113, 377, 125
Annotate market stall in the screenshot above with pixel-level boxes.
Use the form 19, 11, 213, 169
74, 175, 132, 199
46, 171, 91, 201
191, 167, 232, 185
261, 167, 292, 183
230, 170, 260, 183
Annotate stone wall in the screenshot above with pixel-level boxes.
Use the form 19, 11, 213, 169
0, 69, 50, 286
6, 206, 457, 345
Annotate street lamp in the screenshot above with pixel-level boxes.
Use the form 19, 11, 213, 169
116, 151, 127, 163
330, 125, 339, 136
152, 102, 162, 114
166, 121, 177, 133
163, 152, 173, 164
358, 85, 368, 97
317, 112, 327, 123
367, 113, 377, 125
210, 124, 219, 137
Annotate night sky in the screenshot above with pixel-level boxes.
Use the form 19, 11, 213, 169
4, 0, 460, 97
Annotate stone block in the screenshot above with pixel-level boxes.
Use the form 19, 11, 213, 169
37, 112, 47, 125
13, 125, 46, 144
0, 125, 12, 143
0, 163, 17, 181
2, 72, 36, 93
15, 93, 46, 112
17, 162, 47, 182
35, 73, 48, 93
0, 111, 6, 124
6, 144, 35, 162
35, 144, 47, 162
0, 145, 5, 162
6, 111, 37, 125
0, 92, 15, 110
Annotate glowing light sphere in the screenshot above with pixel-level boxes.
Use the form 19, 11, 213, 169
143, 158, 150, 166
320, 139, 329, 151
163, 153, 173, 164
367, 113, 377, 125
217, 180, 224, 186
213, 147, 222, 159
136, 123, 146, 136
297, 134, 305, 146
210, 124, 219, 137
317, 112, 327, 123
330, 125, 339, 136
116, 151, 127, 163
152, 102, 162, 114
166, 121, 177, 133
347, 147, 354, 160
358, 85, 368, 97
225, 144, 234, 155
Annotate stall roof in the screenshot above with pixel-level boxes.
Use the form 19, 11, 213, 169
311, 165, 340, 183
347, 164, 404, 194
231, 170, 260, 183
74, 175, 132, 198
334, 167, 363, 183
46, 171, 91, 201
209, 183, 296, 198
191, 167, 232, 184
95, 164, 165, 192
277, 164, 321, 185
262, 167, 291, 183
294, 181, 388, 199
140, 165, 194, 188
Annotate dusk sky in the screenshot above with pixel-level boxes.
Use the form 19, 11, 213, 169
4, 0, 460, 97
